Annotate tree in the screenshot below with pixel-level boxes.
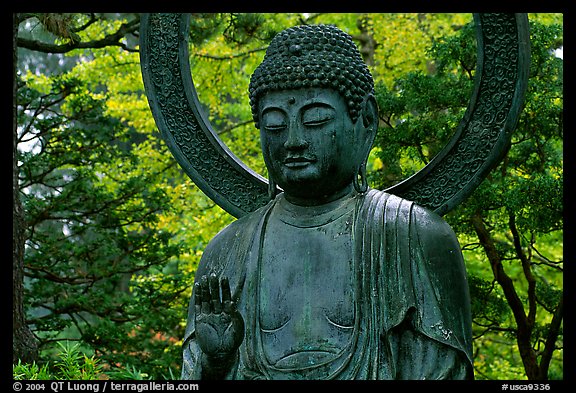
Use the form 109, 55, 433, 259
14, 12, 39, 366
14, 13, 192, 376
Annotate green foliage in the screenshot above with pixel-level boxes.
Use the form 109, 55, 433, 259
373, 66, 473, 188
13, 342, 104, 380
13, 341, 156, 380
468, 274, 510, 325
54, 342, 104, 380
105, 364, 152, 380
17, 60, 191, 378
13, 360, 53, 380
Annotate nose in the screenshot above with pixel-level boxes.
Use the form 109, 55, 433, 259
284, 121, 308, 150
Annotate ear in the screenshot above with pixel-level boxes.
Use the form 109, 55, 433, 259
362, 94, 379, 131
360, 94, 379, 155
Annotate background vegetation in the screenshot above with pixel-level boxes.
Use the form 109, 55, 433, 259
13, 12, 563, 380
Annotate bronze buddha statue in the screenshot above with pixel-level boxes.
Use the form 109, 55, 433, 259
181, 24, 473, 380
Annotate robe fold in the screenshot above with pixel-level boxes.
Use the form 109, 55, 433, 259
182, 189, 474, 380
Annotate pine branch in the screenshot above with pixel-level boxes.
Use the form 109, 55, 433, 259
17, 16, 140, 54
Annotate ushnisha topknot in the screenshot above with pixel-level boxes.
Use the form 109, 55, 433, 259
249, 24, 375, 128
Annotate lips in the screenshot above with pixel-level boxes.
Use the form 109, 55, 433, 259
283, 156, 316, 168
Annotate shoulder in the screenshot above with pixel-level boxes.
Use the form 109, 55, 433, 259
363, 189, 448, 233
201, 199, 273, 259
410, 203, 458, 244
194, 202, 271, 279
363, 189, 462, 262
407, 201, 468, 283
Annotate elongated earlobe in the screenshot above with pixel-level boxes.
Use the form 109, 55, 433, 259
268, 177, 278, 200
353, 161, 368, 194
355, 95, 377, 195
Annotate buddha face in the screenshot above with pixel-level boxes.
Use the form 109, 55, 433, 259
259, 87, 373, 205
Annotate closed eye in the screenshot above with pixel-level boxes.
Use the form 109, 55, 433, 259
302, 105, 335, 127
264, 123, 287, 132
261, 109, 287, 132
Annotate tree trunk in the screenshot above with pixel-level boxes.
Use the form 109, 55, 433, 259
471, 212, 541, 380
353, 15, 376, 67
13, 13, 39, 364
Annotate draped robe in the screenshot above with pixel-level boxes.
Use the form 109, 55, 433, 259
181, 189, 474, 380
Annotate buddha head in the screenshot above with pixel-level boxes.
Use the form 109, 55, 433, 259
249, 24, 379, 205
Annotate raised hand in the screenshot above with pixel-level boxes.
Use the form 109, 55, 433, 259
194, 273, 245, 363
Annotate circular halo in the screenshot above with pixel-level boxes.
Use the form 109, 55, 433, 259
139, 13, 530, 218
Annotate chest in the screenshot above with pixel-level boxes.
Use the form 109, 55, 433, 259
258, 212, 355, 330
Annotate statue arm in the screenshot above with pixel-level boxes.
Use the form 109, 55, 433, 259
181, 279, 243, 380
398, 204, 474, 379
181, 226, 247, 380
195, 274, 244, 379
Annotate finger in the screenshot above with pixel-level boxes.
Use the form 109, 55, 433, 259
221, 278, 234, 313
221, 278, 232, 302
209, 274, 222, 314
194, 282, 202, 314
200, 277, 211, 314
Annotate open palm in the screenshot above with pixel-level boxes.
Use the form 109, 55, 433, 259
194, 274, 244, 359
